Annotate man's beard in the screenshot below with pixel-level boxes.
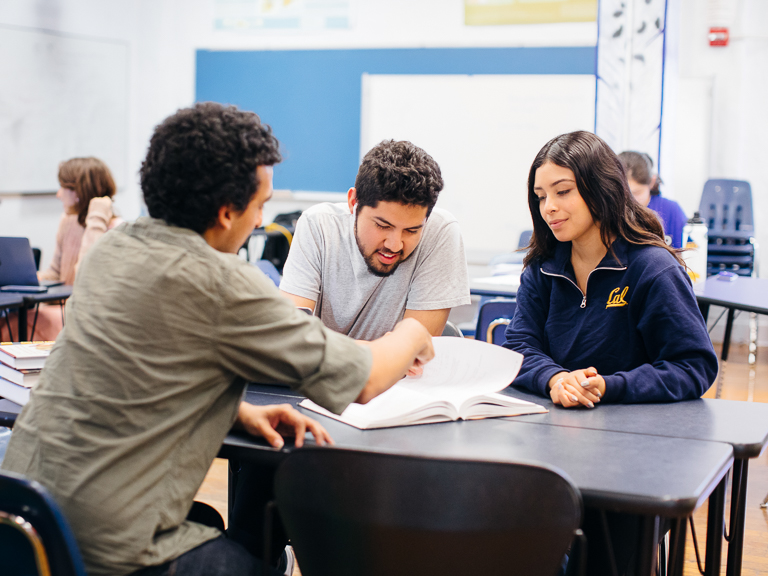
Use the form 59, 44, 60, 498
354, 217, 413, 278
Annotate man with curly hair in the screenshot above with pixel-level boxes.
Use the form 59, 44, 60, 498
280, 140, 471, 340
2, 103, 434, 576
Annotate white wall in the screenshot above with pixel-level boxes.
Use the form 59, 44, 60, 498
0, 0, 596, 269
664, 0, 768, 344
2, 1, 766, 329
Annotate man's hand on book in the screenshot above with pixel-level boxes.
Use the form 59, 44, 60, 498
548, 368, 605, 409
236, 402, 334, 449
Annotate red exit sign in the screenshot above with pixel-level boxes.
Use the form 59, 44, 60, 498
709, 27, 729, 47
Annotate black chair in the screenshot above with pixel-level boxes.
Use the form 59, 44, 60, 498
272, 447, 584, 576
475, 298, 517, 345
698, 179, 756, 277
32, 248, 42, 271
0, 470, 87, 576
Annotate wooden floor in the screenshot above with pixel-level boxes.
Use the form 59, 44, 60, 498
196, 341, 768, 575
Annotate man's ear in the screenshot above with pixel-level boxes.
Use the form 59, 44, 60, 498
215, 204, 235, 231
347, 188, 357, 214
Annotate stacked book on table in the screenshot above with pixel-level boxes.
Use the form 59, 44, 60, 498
0, 342, 54, 405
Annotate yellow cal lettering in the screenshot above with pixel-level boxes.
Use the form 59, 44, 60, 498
606, 286, 629, 308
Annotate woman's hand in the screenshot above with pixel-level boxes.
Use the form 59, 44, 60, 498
235, 402, 333, 449
548, 367, 605, 408
87, 195, 114, 218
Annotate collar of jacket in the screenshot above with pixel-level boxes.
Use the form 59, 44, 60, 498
541, 237, 630, 279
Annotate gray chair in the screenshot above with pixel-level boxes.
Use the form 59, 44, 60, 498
441, 320, 463, 337
272, 447, 584, 576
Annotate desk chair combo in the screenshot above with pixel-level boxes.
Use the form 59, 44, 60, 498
268, 448, 585, 576
698, 179, 756, 278
475, 298, 517, 345
0, 237, 69, 341
0, 470, 87, 576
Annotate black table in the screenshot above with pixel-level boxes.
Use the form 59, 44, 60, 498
0, 293, 24, 339
222, 386, 734, 576
9, 286, 74, 341
0, 399, 22, 428
506, 387, 768, 576
695, 276, 768, 362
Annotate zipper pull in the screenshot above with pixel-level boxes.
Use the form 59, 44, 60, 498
580, 295, 587, 309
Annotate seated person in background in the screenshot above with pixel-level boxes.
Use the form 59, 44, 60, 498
0, 157, 122, 341
41, 156, 123, 285
279, 139, 471, 340
618, 150, 687, 248
504, 131, 717, 576
2, 102, 434, 576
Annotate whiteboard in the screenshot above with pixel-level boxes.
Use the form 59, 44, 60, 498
0, 26, 129, 193
360, 74, 595, 257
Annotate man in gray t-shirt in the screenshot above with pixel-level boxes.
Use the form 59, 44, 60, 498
280, 140, 471, 341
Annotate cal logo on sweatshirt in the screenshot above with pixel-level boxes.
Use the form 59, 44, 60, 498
606, 286, 629, 308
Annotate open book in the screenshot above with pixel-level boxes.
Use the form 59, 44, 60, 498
300, 337, 546, 429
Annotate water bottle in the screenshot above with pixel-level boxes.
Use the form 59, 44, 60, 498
682, 212, 708, 285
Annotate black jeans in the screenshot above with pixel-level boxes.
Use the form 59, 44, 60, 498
128, 536, 284, 576
128, 494, 286, 576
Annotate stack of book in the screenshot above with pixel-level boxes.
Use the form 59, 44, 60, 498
0, 342, 54, 405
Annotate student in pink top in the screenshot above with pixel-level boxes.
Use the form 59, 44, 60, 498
1, 157, 122, 341
39, 157, 123, 285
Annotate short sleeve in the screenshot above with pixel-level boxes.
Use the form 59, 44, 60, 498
217, 263, 371, 414
405, 219, 471, 310
279, 213, 324, 302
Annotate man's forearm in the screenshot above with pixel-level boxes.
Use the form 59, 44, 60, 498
355, 318, 432, 403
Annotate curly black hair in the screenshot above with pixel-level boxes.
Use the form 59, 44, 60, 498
141, 102, 282, 234
354, 140, 443, 216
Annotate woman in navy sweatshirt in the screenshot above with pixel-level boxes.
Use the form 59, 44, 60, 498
504, 131, 717, 408
505, 131, 719, 576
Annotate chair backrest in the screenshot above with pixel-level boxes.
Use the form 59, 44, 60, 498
0, 470, 87, 576
0, 426, 10, 464
441, 320, 464, 338
475, 298, 517, 345
255, 259, 281, 286
275, 448, 582, 576
698, 179, 753, 233
518, 229, 533, 250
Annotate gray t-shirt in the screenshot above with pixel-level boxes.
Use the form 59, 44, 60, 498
2, 217, 371, 576
280, 203, 471, 340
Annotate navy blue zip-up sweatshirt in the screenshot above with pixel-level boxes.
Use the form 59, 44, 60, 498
504, 238, 718, 403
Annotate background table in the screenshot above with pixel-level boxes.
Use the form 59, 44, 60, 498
695, 276, 768, 362
11, 285, 73, 341
0, 293, 24, 340
469, 274, 519, 298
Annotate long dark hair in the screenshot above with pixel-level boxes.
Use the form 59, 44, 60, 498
524, 131, 682, 267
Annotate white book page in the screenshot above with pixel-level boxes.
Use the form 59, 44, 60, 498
399, 337, 523, 406
460, 391, 547, 419
300, 385, 453, 429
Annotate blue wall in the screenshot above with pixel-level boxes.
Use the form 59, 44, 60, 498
196, 47, 596, 192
